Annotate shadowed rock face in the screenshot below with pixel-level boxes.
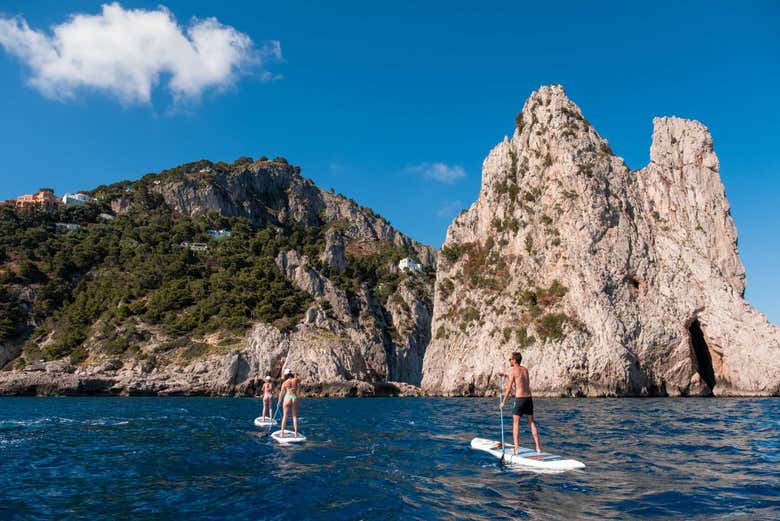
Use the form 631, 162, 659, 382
422, 85, 780, 397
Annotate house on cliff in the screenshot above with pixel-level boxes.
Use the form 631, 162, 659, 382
398, 257, 423, 273
62, 193, 94, 205
16, 189, 60, 210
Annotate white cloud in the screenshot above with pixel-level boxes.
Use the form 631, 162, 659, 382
408, 162, 466, 184
436, 200, 463, 219
0, 3, 280, 104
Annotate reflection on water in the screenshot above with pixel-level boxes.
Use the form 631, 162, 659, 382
0, 397, 778, 520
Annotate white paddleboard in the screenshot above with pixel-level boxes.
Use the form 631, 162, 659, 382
470, 437, 585, 471
271, 430, 306, 444
254, 417, 278, 428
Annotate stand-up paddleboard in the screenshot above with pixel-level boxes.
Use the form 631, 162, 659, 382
254, 417, 278, 428
470, 437, 585, 471
271, 430, 306, 444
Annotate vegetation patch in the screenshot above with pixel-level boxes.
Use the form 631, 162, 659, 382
435, 325, 447, 339
179, 342, 211, 362
513, 280, 583, 344
578, 162, 594, 178
515, 326, 535, 348
503, 327, 513, 343
560, 106, 580, 120
461, 306, 480, 324
438, 278, 455, 300
459, 241, 509, 291
441, 242, 466, 264
345, 240, 392, 259
537, 313, 567, 341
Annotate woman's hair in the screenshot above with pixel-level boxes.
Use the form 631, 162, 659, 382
511, 352, 523, 364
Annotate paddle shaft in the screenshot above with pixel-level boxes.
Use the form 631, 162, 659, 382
499, 376, 506, 462
268, 400, 281, 433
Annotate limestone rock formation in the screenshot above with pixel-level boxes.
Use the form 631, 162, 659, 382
0, 308, 429, 397
0, 157, 435, 396
149, 160, 435, 267
422, 85, 780, 397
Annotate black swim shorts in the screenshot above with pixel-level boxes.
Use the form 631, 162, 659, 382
512, 397, 534, 417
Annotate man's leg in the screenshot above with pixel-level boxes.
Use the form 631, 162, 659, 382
512, 415, 520, 454
527, 415, 542, 453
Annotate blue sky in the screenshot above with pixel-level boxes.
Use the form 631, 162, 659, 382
0, 1, 778, 323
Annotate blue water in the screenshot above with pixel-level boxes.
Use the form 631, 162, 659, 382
1, 398, 778, 520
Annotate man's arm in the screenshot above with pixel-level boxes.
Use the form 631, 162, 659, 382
499, 375, 513, 408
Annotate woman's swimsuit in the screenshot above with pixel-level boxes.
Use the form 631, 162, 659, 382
284, 387, 297, 402
263, 385, 272, 400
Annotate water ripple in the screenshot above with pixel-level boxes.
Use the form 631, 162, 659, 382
0, 397, 778, 520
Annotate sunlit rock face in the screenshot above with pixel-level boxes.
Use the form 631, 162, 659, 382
422, 85, 780, 397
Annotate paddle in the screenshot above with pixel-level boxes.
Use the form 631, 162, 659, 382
499, 376, 506, 465
267, 400, 281, 434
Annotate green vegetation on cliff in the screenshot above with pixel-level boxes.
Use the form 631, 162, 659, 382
0, 159, 435, 368
0, 197, 314, 364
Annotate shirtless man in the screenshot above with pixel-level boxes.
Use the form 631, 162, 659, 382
499, 351, 542, 454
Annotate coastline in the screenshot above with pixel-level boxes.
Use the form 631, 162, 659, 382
1, 370, 776, 398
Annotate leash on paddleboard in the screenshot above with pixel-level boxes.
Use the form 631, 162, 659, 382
499, 376, 506, 465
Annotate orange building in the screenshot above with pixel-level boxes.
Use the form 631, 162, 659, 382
16, 189, 61, 210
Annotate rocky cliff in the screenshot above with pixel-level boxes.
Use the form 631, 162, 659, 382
422, 85, 780, 397
143, 159, 435, 266
0, 157, 435, 396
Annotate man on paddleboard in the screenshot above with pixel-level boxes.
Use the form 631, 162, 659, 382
499, 352, 542, 454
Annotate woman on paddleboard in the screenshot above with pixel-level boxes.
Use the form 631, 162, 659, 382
279, 368, 300, 437
260, 375, 274, 420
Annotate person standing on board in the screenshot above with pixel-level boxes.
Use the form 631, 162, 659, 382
260, 375, 274, 420
499, 352, 542, 454
278, 368, 300, 437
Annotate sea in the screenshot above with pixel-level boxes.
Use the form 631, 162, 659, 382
0, 397, 778, 520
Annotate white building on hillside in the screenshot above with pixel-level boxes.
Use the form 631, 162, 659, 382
398, 257, 423, 273
208, 229, 231, 239
180, 242, 208, 252
62, 193, 94, 205
55, 222, 79, 231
